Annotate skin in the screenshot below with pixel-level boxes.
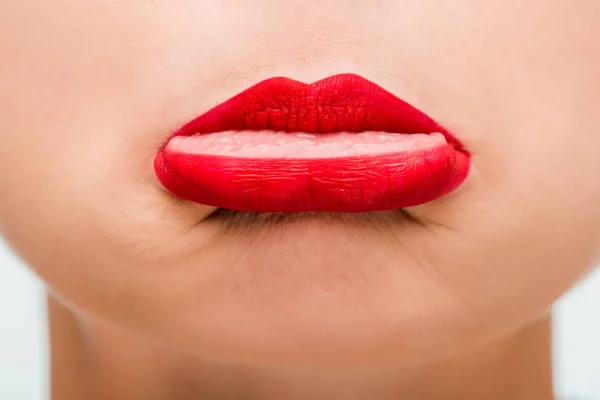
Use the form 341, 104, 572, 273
1, 1, 599, 399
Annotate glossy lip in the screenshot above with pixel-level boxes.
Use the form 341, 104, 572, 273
155, 73, 470, 213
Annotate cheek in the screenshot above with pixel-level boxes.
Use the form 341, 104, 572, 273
435, 162, 600, 328
0, 126, 214, 323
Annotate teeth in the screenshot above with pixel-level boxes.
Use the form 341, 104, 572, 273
168, 130, 447, 159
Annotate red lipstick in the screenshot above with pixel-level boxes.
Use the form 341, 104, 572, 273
155, 74, 470, 213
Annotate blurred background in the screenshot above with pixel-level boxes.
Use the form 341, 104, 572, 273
1, 239, 599, 400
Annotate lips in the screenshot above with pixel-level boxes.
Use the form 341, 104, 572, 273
155, 73, 470, 213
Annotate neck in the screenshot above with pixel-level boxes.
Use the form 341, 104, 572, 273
49, 296, 554, 400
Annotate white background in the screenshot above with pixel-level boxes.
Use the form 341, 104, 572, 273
1, 239, 599, 400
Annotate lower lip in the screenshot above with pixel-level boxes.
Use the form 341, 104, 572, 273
155, 130, 470, 213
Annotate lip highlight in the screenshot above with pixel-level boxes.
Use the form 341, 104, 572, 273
155, 73, 470, 213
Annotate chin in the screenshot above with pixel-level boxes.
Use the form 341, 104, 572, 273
101, 212, 485, 368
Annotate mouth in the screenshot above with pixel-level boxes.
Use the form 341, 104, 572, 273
155, 73, 470, 213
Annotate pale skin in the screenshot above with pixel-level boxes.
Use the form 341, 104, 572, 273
1, 1, 600, 399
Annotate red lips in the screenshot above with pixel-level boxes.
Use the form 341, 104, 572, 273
155, 74, 470, 213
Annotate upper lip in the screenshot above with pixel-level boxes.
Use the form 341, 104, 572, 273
168, 73, 465, 152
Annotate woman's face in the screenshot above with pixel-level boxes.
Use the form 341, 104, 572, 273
1, 1, 600, 366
